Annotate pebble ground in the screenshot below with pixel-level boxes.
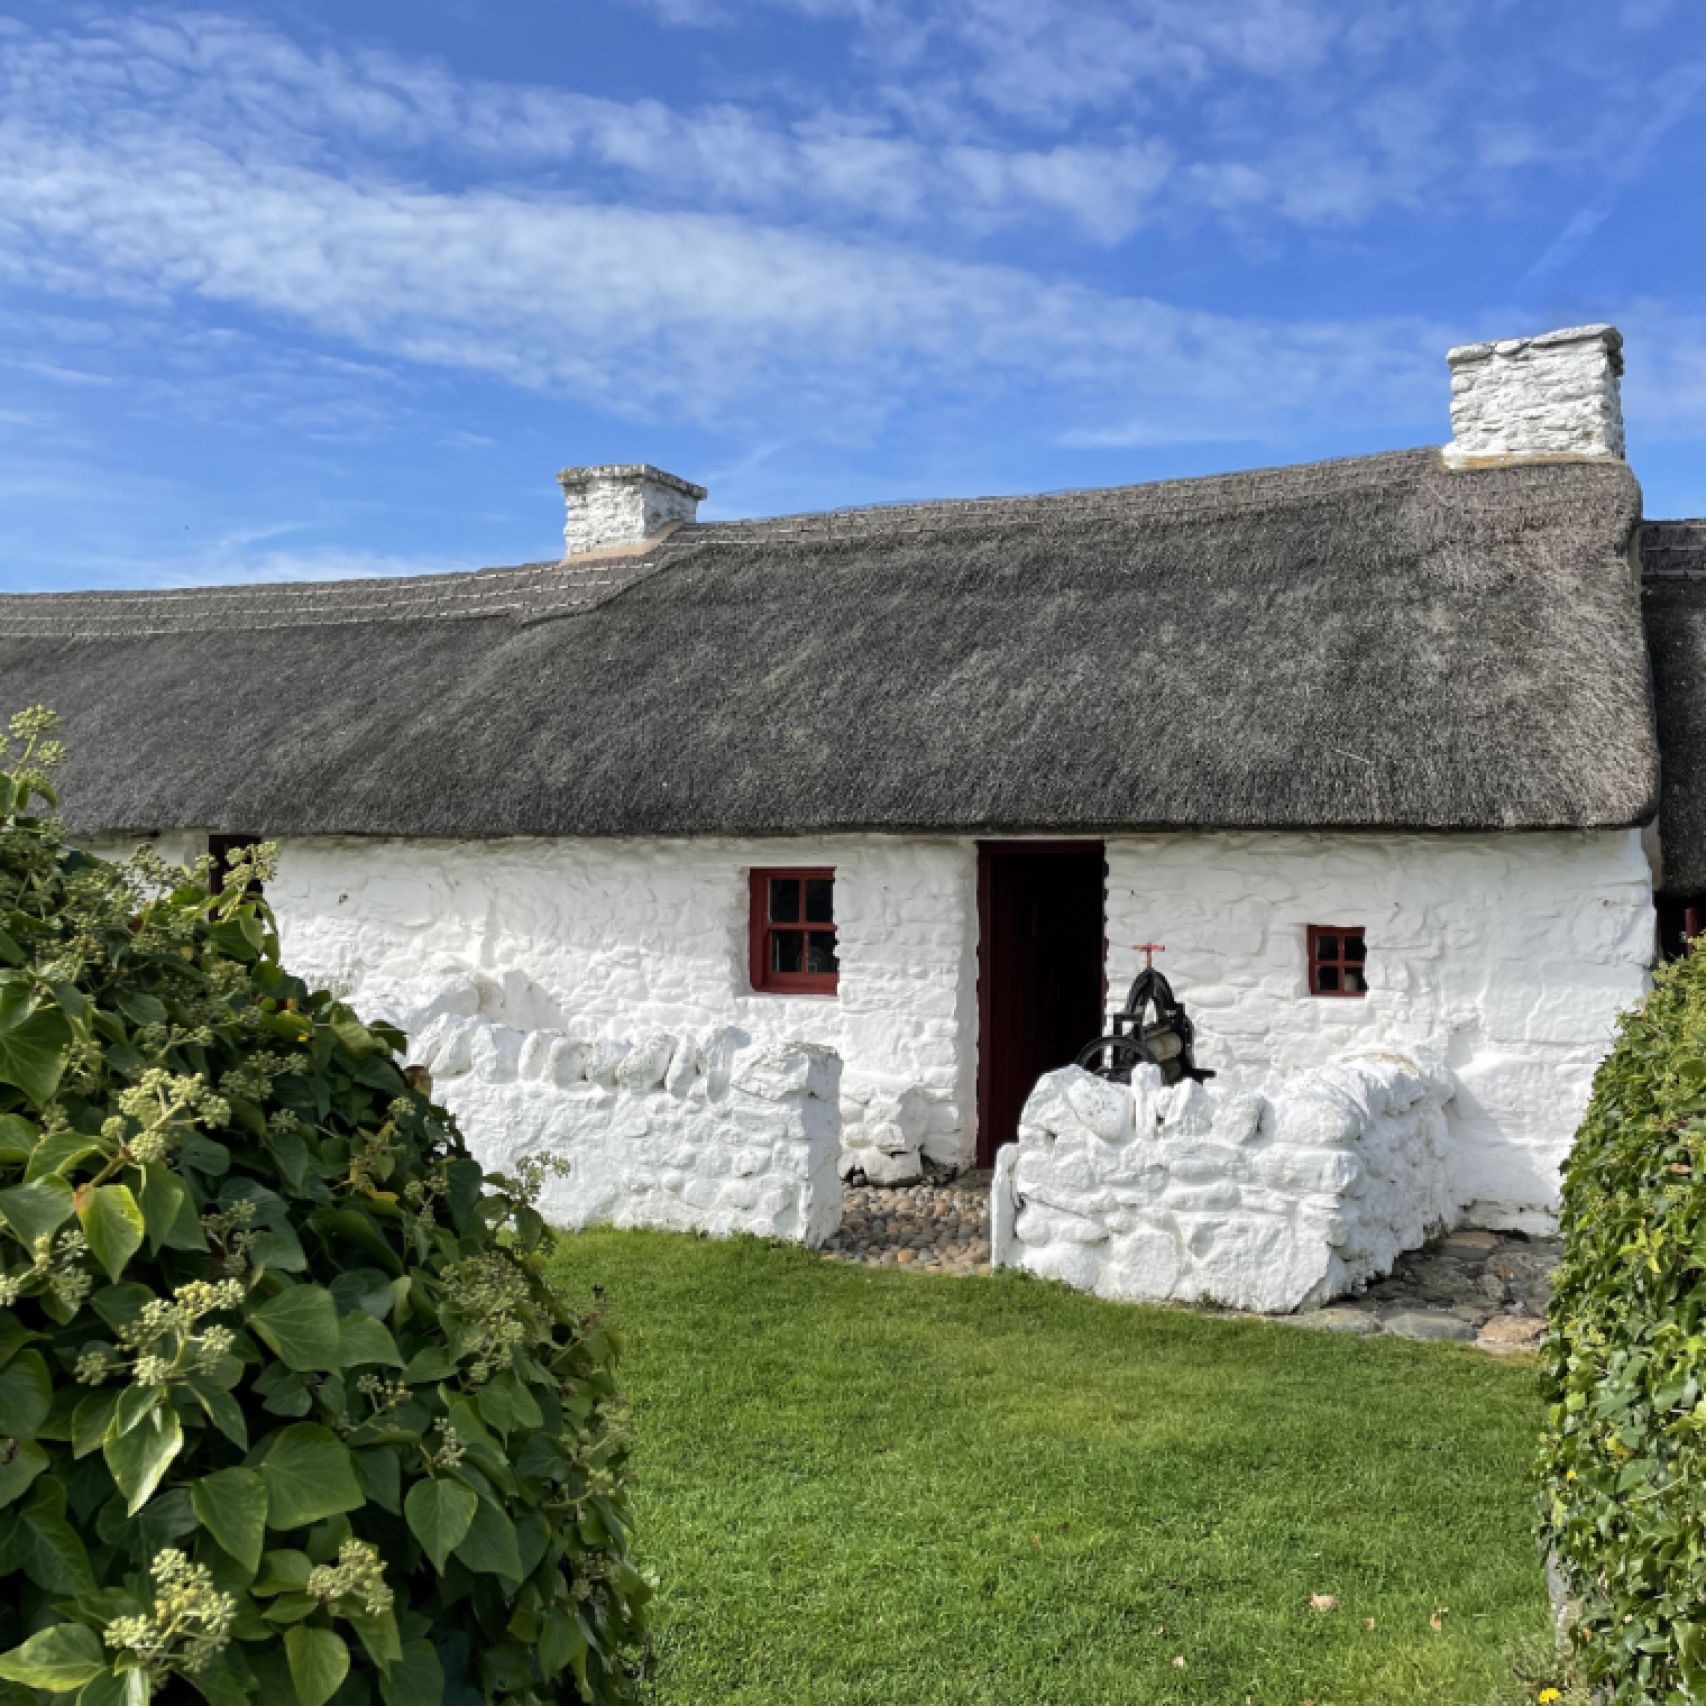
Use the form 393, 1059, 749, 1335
820, 1174, 992, 1275
818, 1173, 1558, 1352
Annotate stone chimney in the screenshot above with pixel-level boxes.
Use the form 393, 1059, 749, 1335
1443, 324, 1625, 467
557, 464, 707, 557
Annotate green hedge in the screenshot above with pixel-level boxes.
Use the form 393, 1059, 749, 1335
0, 710, 646, 1705
1541, 942, 1706, 1703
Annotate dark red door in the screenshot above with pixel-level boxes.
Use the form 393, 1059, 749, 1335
976, 842, 1106, 1167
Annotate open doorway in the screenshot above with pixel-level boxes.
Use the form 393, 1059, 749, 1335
975, 841, 1106, 1168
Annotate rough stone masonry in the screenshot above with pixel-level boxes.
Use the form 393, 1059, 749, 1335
991, 1051, 1456, 1314
410, 1011, 843, 1247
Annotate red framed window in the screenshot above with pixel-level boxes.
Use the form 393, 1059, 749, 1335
749, 868, 839, 995
1307, 925, 1367, 997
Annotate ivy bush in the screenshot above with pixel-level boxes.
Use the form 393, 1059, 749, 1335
1541, 942, 1706, 1703
0, 710, 646, 1706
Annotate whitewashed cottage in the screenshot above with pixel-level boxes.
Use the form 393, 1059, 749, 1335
7, 323, 1706, 1277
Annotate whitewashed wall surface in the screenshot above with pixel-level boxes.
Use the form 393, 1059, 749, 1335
991, 1053, 1455, 1314
410, 1008, 842, 1247
1103, 829, 1653, 1230
269, 833, 977, 1187
243, 825, 1653, 1222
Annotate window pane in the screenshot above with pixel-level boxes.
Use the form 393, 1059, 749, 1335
808, 931, 839, 974
1344, 933, 1366, 962
1315, 933, 1338, 961
771, 931, 802, 973
1316, 965, 1340, 991
768, 878, 800, 923
1345, 966, 1366, 993
805, 877, 834, 924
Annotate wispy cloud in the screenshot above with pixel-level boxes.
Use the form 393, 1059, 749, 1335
1528, 58, 1706, 281
0, 6, 1620, 252
0, 109, 1452, 443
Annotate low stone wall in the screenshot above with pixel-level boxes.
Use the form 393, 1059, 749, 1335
411, 1014, 843, 1247
991, 1052, 1454, 1314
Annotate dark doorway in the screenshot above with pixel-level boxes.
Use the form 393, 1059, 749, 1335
975, 841, 1106, 1167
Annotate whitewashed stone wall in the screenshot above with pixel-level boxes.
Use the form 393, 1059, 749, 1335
1103, 829, 1653, 1229
993, 1053, 1454, 1312
267, 834, 979, 1182
558, 465, 704, 556
1443, 324, 1624, 465
102, 824, 1652, 1224
411, 1012, 842, 1246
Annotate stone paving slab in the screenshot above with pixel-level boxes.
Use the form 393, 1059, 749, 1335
819, 1174, 1558, 1353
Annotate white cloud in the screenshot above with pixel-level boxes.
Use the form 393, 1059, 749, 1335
0, 5, 1618, 257
0, 10, 1190, 245
0, 95, 1452, 446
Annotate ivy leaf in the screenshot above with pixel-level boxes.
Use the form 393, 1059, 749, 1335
345, 1605, 402, 1672
0, 1437, 47, 1507
379, 1640, 444, 1706
0, 1173, 74, 1248
337, 1313, 402, 1370
284, 1626, 349, 1706
257, 1424, 363, 1529
0, 1113, 36, 1163
104, 1402, 184, 1514
404, 1479, 477, 1574
352, 1447, 400, 1516
0, 1623, 106, 1691
71, 1389, 122, 1459
13, 1488, 95, 1594
452, 1497, 524, 1581
138, 1165, 206, 1253
0, 1349, 51, 1435
77, 1184, 146, 1282
250, 1287, 341, 1372
24, 1133, 98, 1182
192, 1467, 269, 1573
0, 981, 71, 1109
77, 1668, 152, 1706
183, 1376, 249, 1452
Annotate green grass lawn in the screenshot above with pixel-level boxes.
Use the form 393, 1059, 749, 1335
548, 1231, 1560, 1706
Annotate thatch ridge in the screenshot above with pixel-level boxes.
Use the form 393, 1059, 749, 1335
0, 447, 1657, 841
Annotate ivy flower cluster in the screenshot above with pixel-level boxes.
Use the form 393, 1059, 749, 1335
104, 1549, 237, 1676
219, 1049, 289, 1104
444, 1250, 537, 1382
82, 1276, 247, 1387
102, 1068, 230, 1164
1, 705, 65, 800
306, 1539, 393, 1618
0, 1227, 91, 1311
201, 1196, 259, 1276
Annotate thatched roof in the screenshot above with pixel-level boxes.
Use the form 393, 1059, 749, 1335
0, 447, 1657, 842
1643, 521, 1706, 889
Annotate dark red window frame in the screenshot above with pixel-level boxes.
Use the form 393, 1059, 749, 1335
749, 867, 839, 995
1307, 925, 1367, 997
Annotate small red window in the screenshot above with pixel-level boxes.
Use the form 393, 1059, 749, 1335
749, 868, 839, 995
1308, 926, 1367, 997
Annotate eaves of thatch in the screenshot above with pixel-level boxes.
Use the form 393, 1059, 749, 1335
0, 446, 1660, 844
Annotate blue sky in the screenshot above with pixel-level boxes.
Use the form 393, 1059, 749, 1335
1, 0, 1704, 591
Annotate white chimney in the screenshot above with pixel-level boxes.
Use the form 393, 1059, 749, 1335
1443, 324, 1625, 467
557, 464, 707, 557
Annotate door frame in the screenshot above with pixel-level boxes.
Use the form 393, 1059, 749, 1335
974, 839, 1107, 1168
